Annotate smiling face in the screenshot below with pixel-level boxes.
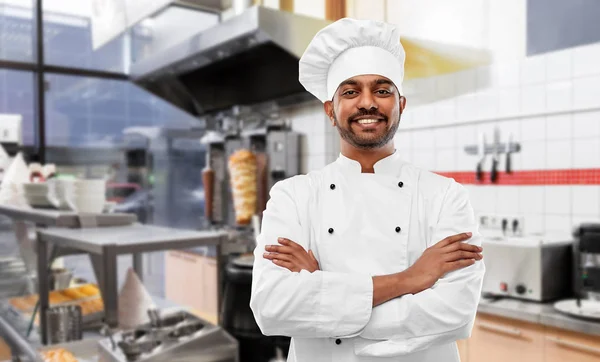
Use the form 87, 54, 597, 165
324, 74, 406, 150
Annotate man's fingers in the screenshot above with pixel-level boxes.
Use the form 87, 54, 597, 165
277, 237, 303, 250
446, 258, 476, 273
444, 241, 482, 253
265, 245, 295, 254
263, 252, 295, 262
445, 251, 483, 262
435, 232, 473, 248
271, 258, 296, 272
308, 250, 320, 268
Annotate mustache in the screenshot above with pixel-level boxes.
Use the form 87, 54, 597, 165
347, 109, 388, 123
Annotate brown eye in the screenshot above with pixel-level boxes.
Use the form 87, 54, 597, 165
343, 90, 357, 96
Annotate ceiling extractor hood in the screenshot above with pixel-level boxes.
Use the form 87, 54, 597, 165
130, 5, 331, 116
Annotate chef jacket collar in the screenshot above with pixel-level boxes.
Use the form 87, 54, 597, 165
336, 149, 403, 176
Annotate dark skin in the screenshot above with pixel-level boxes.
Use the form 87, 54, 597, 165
263, 74, 483, 307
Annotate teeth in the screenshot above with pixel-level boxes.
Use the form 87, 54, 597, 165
356, 119, 380, 124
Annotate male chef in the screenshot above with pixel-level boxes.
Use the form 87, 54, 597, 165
250, 18, 485, 362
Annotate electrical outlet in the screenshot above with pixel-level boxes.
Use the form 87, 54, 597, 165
0, 114, 22, 144
478, 214, 524, 237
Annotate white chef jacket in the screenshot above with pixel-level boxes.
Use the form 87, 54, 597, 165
250, 150, 485, 362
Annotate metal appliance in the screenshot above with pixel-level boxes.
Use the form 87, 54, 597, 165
98, 310, 238, 362
131, 5, 331, 115
201, 111, 301, 228
481, 235, 573, 302
572, 223, 600, 300
552, 224, 600, 320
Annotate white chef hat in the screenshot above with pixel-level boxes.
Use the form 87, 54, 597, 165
299, 18, 406, 103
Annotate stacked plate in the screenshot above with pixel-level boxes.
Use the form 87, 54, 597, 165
23, 182, 54, 208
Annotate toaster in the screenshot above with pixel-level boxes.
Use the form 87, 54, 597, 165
481, 235, 573, 302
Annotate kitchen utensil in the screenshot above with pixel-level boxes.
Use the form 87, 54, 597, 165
490, 127, 500, 183
49, 268, 73, 290
554, 299, 600, 321
45, 305, 83, 344
476, 133, 485, 182
98, 310, 238, 362
202, 164, 215, 221
506, 132, 513, 174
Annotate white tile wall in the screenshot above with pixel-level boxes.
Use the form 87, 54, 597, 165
572, 138, 600, 168
573, 111, 600, 138
546, 139, 572, 169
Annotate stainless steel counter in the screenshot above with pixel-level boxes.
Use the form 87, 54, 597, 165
0, 204, 136, 227
36, 225, 228, 344
478, 297, 600, 336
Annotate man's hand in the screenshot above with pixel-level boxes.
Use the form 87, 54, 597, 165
403, 232, 482, 294
263, 238, 320, 273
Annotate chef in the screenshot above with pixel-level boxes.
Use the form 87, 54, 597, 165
250, 18, 485, 362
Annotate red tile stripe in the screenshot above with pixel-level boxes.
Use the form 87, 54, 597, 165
435, 169, 600, 185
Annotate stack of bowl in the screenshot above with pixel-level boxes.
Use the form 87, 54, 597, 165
23, 182, 53, 208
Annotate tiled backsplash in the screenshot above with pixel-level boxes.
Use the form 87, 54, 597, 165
400, 41, 600, 236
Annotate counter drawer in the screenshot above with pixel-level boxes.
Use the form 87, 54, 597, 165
468, 313, 544, 362
165, 251, 218, 324
545, 327, 600, 362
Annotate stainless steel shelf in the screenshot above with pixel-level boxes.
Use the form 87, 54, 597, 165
0, 205, 137, 227
36, 225, 228, 345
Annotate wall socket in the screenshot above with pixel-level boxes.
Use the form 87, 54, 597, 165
479, 214, 525, 236
0, 114, 22, 144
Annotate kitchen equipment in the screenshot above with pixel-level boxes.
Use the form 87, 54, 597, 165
45, 305, 83, 344
97, 310, 238, 362
481, 235, 573, 302
130, 6, 331, 115
490, 127, 500, 183
476, 133, 485, 182
202, 117, 301, 228
553, 223, 600, 320
202, 163, 215, 221
506, 132, 513, 174
49, 268, 73, 290
221, 255, 289, 362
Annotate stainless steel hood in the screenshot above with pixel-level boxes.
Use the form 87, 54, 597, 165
130, 5, 331, 116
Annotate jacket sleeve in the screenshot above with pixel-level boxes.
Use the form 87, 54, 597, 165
249, 177, 374, 339
354, 180, 485, 357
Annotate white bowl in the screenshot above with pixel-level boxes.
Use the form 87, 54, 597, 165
74, 179, 106, 192
69, 195, 106, 213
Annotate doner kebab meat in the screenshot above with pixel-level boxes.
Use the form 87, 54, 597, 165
228, 149, 257, 225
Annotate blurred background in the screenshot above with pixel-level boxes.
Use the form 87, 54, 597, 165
0, 0, 599, 361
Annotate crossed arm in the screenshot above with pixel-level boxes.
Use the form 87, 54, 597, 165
250, 178, 485, 356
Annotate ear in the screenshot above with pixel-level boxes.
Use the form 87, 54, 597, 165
323, 101, 336, 126
399, 96, 407, 113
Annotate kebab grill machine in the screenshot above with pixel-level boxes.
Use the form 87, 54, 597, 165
201, 107, 301, 230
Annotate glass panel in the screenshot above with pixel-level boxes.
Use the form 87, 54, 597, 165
46, 74, 206, 298
0, 0, 36, 63
0, 69, 35, 146
42, 0, 127, 73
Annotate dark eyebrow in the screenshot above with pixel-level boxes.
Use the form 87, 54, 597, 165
339, 79, 358, 87
374, 78, 394, 86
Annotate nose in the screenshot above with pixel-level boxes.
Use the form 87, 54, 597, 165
357, 91, 378, 111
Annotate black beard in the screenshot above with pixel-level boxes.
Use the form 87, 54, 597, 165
333, 110, 400, 150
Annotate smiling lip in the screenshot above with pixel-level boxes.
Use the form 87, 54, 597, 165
352, 119, 385, 130
351, 116, 385, 122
